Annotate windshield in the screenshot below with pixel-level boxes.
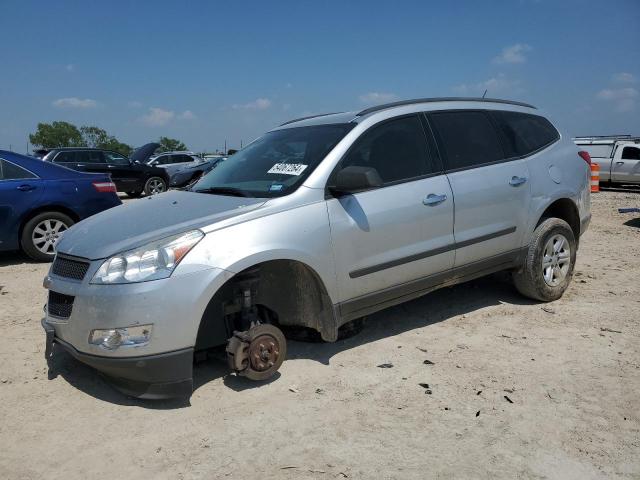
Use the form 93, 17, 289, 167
192, 124, 354, 197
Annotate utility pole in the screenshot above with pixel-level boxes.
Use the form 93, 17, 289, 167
240, 139, 243, 149
224, 139, 227, 155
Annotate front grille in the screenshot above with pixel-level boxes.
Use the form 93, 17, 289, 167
52, 256, 90, 281
48, 291, 75, 319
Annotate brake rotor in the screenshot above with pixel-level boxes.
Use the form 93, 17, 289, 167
226, 324, 287, 381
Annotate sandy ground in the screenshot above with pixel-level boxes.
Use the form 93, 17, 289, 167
0, 190, 639, 479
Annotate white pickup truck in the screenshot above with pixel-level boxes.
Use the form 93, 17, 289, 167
574, 136, 640, 185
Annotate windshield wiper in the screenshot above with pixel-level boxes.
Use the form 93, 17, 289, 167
193, 186, 254, 197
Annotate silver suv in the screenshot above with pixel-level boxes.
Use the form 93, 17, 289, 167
42, 98, 591, 399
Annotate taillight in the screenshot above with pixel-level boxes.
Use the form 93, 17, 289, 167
92, 181, 117, 193
578, 150, 591, 165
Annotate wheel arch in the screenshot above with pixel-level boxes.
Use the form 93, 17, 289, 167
535, 197, 580, 242
195, 258, 340, 351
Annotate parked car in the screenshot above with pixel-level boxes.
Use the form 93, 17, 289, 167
42, 97, 591, 399
146, 151, 202, 176
0, 150, 121, 261
573, 135, 640, 186
41, 143, 169, 197
170, 156, 226, 188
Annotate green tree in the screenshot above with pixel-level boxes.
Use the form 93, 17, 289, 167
158, 136, 187, 152
80, 126, 132, 156
29, 121, 85, 148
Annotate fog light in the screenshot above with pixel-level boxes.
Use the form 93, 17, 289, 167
89, 325, 152, 350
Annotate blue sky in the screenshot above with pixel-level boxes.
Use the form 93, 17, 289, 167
1, 0, 639, 153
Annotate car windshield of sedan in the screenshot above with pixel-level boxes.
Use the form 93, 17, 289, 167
191, 124, 354, 197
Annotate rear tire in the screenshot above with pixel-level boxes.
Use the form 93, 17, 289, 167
21, 212, 74, 262
512, 218, 576, 302
144, 177, 167, 196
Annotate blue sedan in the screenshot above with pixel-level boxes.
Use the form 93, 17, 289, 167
0, 150, 122, 261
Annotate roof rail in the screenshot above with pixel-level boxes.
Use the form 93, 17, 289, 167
356, 97, 536, 117
279, 112, 344, 127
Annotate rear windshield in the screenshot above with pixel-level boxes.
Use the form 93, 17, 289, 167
192, 124, 354, 197
578, 144, 614, 158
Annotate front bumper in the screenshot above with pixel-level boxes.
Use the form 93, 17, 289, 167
43, 318, 194, 399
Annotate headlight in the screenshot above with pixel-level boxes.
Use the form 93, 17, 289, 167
89, 324, 153, 350
91, 230, 203, 284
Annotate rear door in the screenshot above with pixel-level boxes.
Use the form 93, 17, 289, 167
427, 110, 531, 267
327, 114, 455, 303
612, 145, 640, 184
0, 158, 43, 250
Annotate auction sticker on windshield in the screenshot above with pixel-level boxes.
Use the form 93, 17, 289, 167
267, 163, 308, 176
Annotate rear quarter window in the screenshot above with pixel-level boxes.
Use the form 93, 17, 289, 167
490, 111, 560, 157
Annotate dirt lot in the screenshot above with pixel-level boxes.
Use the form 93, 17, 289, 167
0, 191, 638, 479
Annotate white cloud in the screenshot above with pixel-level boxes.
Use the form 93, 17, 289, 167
359, 92, 398, 104
596, 87, 638, 112
612, 72, 636, 84
493, 43, 532, 64
52, 97, 98, 108
138, 107, 174, 127
127, 100, 143, 108
453, 74, 521, 96
232, 98, 272, 110
65, 64, 75, 72
178, 110, 196, 120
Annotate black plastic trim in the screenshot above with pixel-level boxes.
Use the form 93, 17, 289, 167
43, 319, 193, 399
348, 226, 516, 278
340, 248, 525, 322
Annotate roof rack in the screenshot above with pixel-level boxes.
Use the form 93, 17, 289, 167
573, 135, 640, 141
280, 112, 344, 127
356, 97, 536, 117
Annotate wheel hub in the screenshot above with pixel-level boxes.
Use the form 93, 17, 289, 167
542, 233, 571, 286
248, 334, 280, 372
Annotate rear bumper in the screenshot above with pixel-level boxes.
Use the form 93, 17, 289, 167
43, 318, 193, 399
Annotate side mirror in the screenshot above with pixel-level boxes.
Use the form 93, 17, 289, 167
330, 166, 383, 195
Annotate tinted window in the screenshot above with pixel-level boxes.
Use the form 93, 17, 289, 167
53, 151, 76, 163
77, 151, 104, 164
341, 115, 432, 183
491, 111, 559, 157
176, 155, 193, 163
429, 111, 504, 170
622, 146, 640, 160
104, 151, 129, 165
0, 159, 37, 180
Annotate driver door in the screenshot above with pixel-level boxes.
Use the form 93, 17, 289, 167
326, 115, 455, 306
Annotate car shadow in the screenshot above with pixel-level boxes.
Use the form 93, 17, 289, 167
623, 217, 640, 229
0, 251, 39, 267
47, 273, 535, 408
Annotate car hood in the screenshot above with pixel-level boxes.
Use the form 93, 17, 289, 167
56, 190, 267, 260
129, 142, 160, 163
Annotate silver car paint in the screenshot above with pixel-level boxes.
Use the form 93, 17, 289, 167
46, 100, 591, 359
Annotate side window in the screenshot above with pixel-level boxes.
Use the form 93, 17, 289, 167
0, 159, 37, 180
622, 147, 640, 160
53, 151, 76, 163
76, 151, 104, 164
104, 151, 129, 165
429, 111, 504, 170
178, 155, 194, 163
490, 111, 559, 157
341, 115, 432, 184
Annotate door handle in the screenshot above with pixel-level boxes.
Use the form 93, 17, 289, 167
17, 184, 36, 192
509, 176, 527, 186
615, 161, 625, 165
423, 193, 447, 206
